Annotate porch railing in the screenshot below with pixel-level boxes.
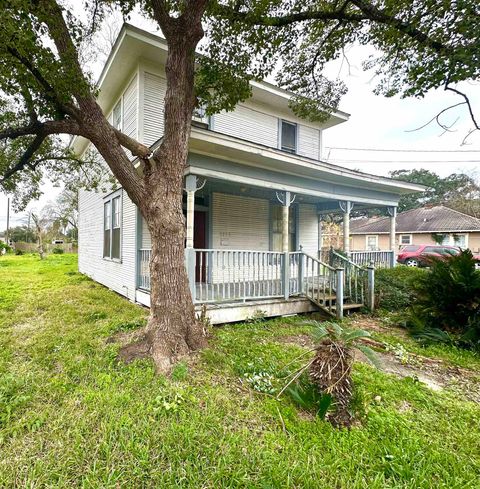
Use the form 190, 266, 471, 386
137, 247, 375, 318
350, 250, 395, 268
193, 249, 284, 303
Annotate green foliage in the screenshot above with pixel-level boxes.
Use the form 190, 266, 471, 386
285, 374, 332, 419
4, 225, 35, 243
390, 169, 480, 213
0, 255, 479, 486
51, 247, 64, 254
375, 266, 426, 311
408, 250, 480, 346
14, 249, 24, 256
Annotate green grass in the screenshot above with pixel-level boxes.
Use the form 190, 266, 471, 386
0, 254, 479, 488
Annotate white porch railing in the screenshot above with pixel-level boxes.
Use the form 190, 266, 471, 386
137, 248, 375, 318
350, 250, 395, 268
194, 249, 284, 303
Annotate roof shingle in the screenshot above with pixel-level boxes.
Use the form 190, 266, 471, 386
350, 206, 480, 234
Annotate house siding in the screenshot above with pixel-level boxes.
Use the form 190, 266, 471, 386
351, 231, 480, 252
78, 189, 137, 300
123, 74, 138, 141
143, 71, 166, 146
298, 204, 318, 255
298, 126, 321, 160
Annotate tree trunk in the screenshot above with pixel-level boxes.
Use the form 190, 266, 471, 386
119, 18, 208, 373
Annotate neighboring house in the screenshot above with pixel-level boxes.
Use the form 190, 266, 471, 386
73, 24, 422, 323
351, 205, 480, 252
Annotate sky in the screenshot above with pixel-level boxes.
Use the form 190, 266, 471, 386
1, 10, 479, 232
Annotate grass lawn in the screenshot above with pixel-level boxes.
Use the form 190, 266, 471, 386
1, 254, 479, 488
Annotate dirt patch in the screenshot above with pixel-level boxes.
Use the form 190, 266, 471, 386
107, 328, 151, 363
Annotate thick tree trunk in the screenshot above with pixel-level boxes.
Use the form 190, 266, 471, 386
119, 16, 208, 373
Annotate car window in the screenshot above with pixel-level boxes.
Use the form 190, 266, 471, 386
423, 246, 440, 253
402, 245, 420, 252
442, 247, 460, 256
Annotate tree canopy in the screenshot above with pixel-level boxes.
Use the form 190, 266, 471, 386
390, 169, 480, 214
0, 0, 479, 209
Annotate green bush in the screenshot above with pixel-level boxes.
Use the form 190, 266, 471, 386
52, 247, 64, 254
375, 266, 426, 311
408, 250, 480, 347
14, 249, 24, 256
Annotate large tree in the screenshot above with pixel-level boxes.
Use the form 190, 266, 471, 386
0, 0, 478, 372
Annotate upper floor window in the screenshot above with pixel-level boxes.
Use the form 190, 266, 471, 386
192, 105, 210, 128
112, 101, 122, 130
280, 120, 297, 153
103, 193, 121, 260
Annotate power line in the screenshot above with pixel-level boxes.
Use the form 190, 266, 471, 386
325, 146, 480, 153
327, 159, 480, 164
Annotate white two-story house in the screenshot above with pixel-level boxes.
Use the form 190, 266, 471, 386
73, 24, 422, 323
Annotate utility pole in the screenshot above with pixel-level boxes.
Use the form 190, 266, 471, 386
5, 198, 10, 246
26, 211, 31, 243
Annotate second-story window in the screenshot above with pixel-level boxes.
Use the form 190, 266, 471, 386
280, 120, 297, 153
112, 100, 122, 130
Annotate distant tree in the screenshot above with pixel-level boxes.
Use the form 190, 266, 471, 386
4, 225, 36, 243
43, 189, 79, 240
31, 211, 52, 259
390, 169, 480, 213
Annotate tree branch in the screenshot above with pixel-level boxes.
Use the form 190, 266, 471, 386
112, 128, 152, 158
445, 84, 480, 131
0, 119, 83, 141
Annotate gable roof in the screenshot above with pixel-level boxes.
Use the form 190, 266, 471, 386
350, 205, 480, 234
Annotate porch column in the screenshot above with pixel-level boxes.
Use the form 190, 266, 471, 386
317, 213, 323, 259
276, 191, 295, 299
339, 201, 353, 257
282, 192, 290, 253
387, 206, 397, 267
184, 175, 200, 299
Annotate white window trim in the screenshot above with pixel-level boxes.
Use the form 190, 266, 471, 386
103, 190, 123, 262
365, 235, 378, 251
451, 233, 468, 248
400, 234, 413, 245
279, 119, 298, 154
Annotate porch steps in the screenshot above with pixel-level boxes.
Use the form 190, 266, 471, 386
304, 288, 364, 316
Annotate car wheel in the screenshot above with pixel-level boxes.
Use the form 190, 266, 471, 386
405, 258, 419, 267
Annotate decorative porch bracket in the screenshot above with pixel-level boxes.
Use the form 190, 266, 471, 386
184, 175, 206, 298
339, 200, 354, 257
386, 206, 397, 267
276, 191, 296, 299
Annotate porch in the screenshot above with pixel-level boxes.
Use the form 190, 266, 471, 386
133, 149, 415, 322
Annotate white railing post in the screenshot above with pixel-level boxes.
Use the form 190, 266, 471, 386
185, 248, 196, 301
367, 261, 375, 312
336, 267, 344, 319
283, 252, 290, 300
298, 250, 304, 294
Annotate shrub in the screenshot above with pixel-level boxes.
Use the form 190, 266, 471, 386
408, 250, 480, 347
52, 247, 64, 254
14, 249, 24, 256
375, 266, 425, 311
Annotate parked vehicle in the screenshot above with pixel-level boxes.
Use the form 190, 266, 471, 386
397, 244, 480, 268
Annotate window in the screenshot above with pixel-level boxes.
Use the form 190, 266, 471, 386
271, 205, 297, 251
192, 105, 210, 127
452, 234, 467, 248
366, 235, 378, 251
103, 193, 121, 260
280, 120, 297, 153
400, 234, 412, 245
112, 100, 122, 130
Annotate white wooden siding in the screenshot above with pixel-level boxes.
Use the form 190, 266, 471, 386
140, 215, 151, 249
213, 105, 278, 148
211, 192, 270, 250
143, 72, 166, 146
298, 126, 320, 160
298, 204, 318, 255
78, 189, 137, 300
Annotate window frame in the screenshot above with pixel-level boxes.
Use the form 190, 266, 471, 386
279, 119, 298, 154
365, 235, 379, 251
112, 99, 122, 131
270, 203, 298, 252
103, 190, 123, 262
452, 233, 468, 248
400, 234, 412, 245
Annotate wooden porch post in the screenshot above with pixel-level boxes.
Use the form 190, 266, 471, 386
277, 191, 294, 300
387, 206, 397, 267
184, 175, 199, 299
339, 201, 353, 257
282, 191, 290, 253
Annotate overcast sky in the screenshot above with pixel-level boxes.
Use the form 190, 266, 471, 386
1, 12, 479, 231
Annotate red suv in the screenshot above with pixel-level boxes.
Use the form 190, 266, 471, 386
397, 244, 480, 268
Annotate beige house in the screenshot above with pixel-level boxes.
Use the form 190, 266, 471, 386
350, 205, 480, 253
